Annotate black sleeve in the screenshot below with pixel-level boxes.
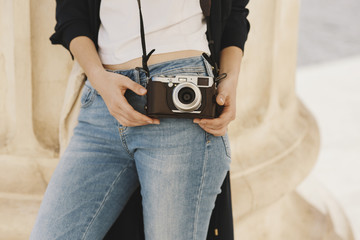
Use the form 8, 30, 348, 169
49, 0, 92, 59
221, 0, 250, 53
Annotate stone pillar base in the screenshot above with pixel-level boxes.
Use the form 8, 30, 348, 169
235, 177, 354, 240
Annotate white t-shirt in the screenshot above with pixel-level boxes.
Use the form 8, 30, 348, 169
97, 0, 211, 64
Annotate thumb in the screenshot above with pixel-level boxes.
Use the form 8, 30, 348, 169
216, 92, 226, 106
124, 78, 147, 96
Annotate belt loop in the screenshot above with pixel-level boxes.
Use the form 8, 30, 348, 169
134, 68, 141, 85
201, 54, 215, 78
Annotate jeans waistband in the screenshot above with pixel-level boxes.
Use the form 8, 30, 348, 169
105, 55, 213, 77
85, 54, 214, 89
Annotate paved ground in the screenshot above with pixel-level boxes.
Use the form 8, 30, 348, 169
296, 56, 360, 239
296, 1, 360, 239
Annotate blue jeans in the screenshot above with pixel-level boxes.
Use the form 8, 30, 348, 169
30, 55, 231, 240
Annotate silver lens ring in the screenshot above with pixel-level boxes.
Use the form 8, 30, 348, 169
172, 82, 202, 112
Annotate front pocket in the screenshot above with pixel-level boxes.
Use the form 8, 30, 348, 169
80, 85, 96, 108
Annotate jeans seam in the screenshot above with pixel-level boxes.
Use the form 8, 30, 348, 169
81, 160, 134, 240
221, 135, 231, 159
118, 127, 135, 160
193, 132, 209, 239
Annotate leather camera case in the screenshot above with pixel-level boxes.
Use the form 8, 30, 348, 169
146, 78, 218, 119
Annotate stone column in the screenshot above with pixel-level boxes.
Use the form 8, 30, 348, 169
0, 0, 354, 239
229, 0, 354, 239
0, 0, 70, 238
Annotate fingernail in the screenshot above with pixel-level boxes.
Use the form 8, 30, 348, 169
219, 96, 224, 104
193, 119, 200, 124
152, 120, 160, 125
140, 88, 147, 94
147, 120, 153, 124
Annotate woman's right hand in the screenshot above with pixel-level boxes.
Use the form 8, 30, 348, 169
68, 36, 159, 126
88, 69, 160, 127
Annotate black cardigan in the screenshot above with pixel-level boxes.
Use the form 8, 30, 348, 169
49, 0, 250, 239
49, 0, 250, 64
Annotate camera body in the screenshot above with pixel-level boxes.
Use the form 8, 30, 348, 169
146, 75, 218, 118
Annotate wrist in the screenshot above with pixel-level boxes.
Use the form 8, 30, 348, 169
87, 66, 106, 80
219, 71, 239, 83
86, 67, 108, 94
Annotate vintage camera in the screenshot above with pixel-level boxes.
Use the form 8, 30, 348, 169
145, 75, 218, 118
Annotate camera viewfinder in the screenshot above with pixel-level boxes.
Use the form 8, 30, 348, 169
197, 77, 209, 86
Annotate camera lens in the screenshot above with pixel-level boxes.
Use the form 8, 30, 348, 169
178, 87, 195, 104
172, 82, 202, 112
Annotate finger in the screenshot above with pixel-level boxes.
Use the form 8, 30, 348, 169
198, 123, 227, 136
193, 118, 201, 124
193, 98, 232, 126
200, 119, 228, 130
116, 112, 158, 127
121, 77, 147, 96
108, 93, 154, 125
216, 93, 226, 106
114, 115, 138, 127
198, 108, 233, 129
117, 117, 149, 127
115, 116, 133, 127
116, 95, 160, 124
128, 108, 160, 125
117, 107, 156, 125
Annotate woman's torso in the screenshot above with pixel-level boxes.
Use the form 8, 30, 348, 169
98, 0, 210, 70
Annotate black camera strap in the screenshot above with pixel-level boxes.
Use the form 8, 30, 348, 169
136, 0, 155, 78
136, 0, 222, 81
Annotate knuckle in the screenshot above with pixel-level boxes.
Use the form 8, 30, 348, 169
219, 124, 226, 130
109, 99, 119, 110
220, 120, 228, 127
109, 109, 117, 117
117, 116, 128, 126
210, 120, 221, 128
201, 125, 208, 131
130, 81, 138, 89
129, 112, 140, 121
120, 78, 131, 87
122, 120, 130, 127
137, 85, 144, 92
213, 128, 226, 136
212, 121, 221, 128
215, 121, 226, 129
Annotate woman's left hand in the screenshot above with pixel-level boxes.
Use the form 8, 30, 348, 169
193, 73, 237, 136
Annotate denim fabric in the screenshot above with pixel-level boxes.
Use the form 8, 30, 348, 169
30, 55, 231, 240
